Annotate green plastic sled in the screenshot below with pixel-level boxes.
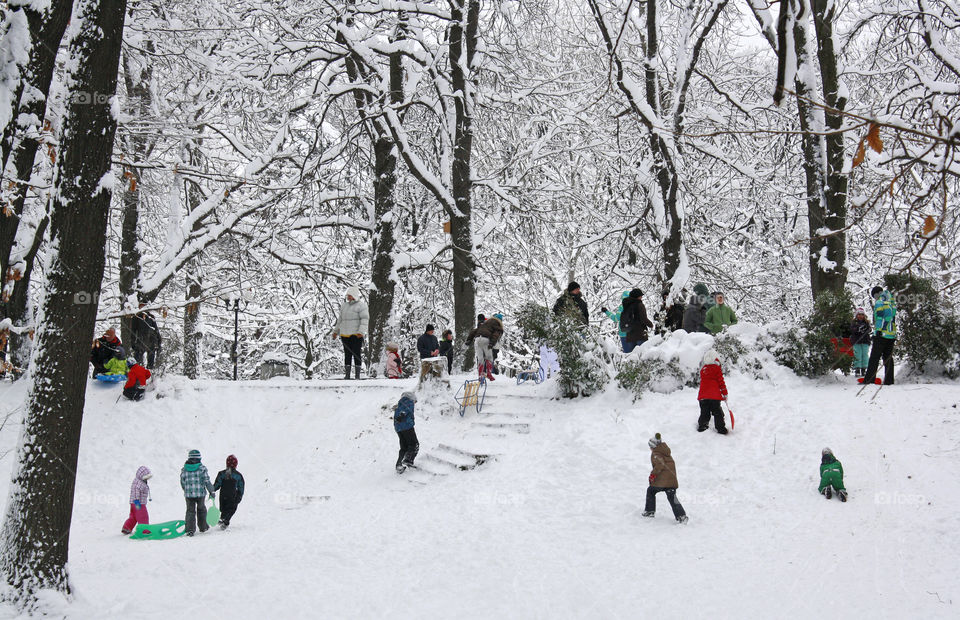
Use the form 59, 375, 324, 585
206, 497, 220, 527
129, 520, 186, 540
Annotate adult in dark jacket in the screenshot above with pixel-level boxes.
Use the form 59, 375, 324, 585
90, 327, 124, 375
466, 317, 504, 380
552, 281, 589, 325
619, 289, 653, 353
438, 329, 454, 374
660, 288, 686, 333
682, 283, 711, 333
131, 305, 161, 369
213, 454, 245, 529
416, 324, 440, 359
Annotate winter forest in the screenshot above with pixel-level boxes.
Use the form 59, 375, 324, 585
0, 0, 958, 615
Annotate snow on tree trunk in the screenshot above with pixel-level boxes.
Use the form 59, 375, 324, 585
0, 0, 127, 606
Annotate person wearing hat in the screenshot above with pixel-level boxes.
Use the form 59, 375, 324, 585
642, 433, 688, 523
385, 342, 403, 379
552, 281, 589, 326
819, 448, 847, 501
213, 455, 245, 529
849, 308, 872, 377
697, 348, 728, 434
131, 303, 162, 369
180, 449, 215, 536
682, 283, 712, 333
121, 466, 152, 535
703, 292, 738, 335
393, 391, 419, 473
332, 286, 369, 380
417, 324, 440, 360
123, 356, 152, 401
90, 326, 124, 375
601, 291, 631, 351
102, 350, 129, 376
860, 285, 897, 385
619, 289, 653, 353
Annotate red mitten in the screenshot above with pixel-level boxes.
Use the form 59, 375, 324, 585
648, 473, 656, 484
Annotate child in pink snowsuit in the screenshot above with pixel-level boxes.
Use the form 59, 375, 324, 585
385, 342, 402, 379
122, 466, 152, 534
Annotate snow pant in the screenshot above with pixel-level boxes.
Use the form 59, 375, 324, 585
853, 343, 869, 370
474, 336, 494, 366
219, 500, 238, 526
644, 486, 686, 519
619, 336, 628, 352
122, 503, 149, 533
819, 471, 845, 493
134, 347, 157, 369
341, 335, 363, 375
623, 336, 647, 354
123, 386, 145, 401
698, 399, 726, 431
396, 428, 419, 467
864, 337, 895, 385
184, 497, 208, 534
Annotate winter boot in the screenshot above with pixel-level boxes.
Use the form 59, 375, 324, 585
697, 425, 708, 432
824, 487, 832, 500
716, 427, 728, 435
677, 515, 689, 524
838, 490, 848, 502
396, 463, 406, 474
344, 364, 351, 380
485, 361, 496, 381
355, 365, 361, 380
641, 511, 655, 518
478, 364, 485, 379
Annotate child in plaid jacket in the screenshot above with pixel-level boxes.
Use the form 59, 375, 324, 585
180, 449, 215, 535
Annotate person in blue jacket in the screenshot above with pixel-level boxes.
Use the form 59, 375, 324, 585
861, 286, 897, 385
394, 391, 419, 473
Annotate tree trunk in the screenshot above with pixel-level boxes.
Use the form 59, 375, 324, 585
0, 0, 126, 605
183, 258, 202, 379
449, 0, 479, 370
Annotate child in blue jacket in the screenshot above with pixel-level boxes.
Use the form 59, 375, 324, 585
394, 391, 419, 473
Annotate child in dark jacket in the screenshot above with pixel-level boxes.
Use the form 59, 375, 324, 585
121, 465, 152, 535
697, 349, 729, 434
849, 308, 872, 377
819, 448, 847, 501
180, 449, 215, 536
394, 391, 419, 473
213, 454, 245, 529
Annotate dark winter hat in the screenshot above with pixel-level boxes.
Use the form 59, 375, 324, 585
400, 391, 417, 403
425, 324, 435, 332
648, 433, 662, 449
226, 455, 238, 468
567, 281, 581, 293
188, 449, 201, 460
870, 286, 884, 299
477, 314, 486, 322
629, 288, 643, 299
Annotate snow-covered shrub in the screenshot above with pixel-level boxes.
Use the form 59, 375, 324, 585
616, 357, 689, 398
884, 274, 960, 378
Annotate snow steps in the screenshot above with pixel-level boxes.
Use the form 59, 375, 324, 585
470, 421, 531, 434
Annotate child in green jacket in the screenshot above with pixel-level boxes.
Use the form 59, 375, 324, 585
819, 448, 847, 502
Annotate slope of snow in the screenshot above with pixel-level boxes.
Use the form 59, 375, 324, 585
0, 371, 958, 618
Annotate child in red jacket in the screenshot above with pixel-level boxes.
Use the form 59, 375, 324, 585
697, 349, 728, 434
123, 357, 152, 401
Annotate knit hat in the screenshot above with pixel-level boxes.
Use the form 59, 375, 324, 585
822, 447, 833, 456
401, 391, 417, 403
702, 348, 721, 366
126, 356, 137, 367
386, 342, 399, 351
226, 454, 238, 468
870, 286, 883, 298
425, 324, 435, 333
629, 288, 643, 299
648, 433, 662, 449
621, 291, 631, 298
855, 307, 866, 316
187, 449, 201, 460
493, 313, 504, 320
567, 281, 581, 293
345, 286, 361, 300
477, 313, 486, 323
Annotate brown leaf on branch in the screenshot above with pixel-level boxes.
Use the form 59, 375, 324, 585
866, 123, 883, 153
922, 215, 938, 238
852, 139, 866, 169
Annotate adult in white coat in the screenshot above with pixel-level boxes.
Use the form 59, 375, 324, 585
332, 286, 369, 379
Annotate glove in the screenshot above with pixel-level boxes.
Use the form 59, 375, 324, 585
649, 473, 656, 484
134, 500, 141, 509
601, 306, 608, 313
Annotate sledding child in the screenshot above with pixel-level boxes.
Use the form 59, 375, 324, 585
394, 391, 419, 473
213, 454, 245, 529
103, 350, 128, 376
385, 342, 402, 379
819, 448, 847, 501
123, 356, 152, 400
697, 349, 729, 434
121, 466, 152, 535
849, 308, 872, 377
466, 315, 504, 381
180, 449, 215, 536
642, 433, 688, 523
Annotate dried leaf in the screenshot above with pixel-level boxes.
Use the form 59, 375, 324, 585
161, 306, 169, 318
922, 215, 938, 237
852, 139, 866, 169
47, 144, 56, 164
224, 189, 230, 197
888, 179, 895, 197
866, 123, 883, 153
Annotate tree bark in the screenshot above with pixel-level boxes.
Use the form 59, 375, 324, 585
0, 0, 127, 605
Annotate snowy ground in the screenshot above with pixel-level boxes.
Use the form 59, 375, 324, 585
0, 369, 958, 618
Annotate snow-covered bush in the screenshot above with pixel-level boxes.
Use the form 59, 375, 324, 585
885, 274, 960, 378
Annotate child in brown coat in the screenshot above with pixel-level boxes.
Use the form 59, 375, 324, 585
642, 433, 688, 523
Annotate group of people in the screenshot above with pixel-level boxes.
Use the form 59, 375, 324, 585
121, 451, 245, 537
850, 285, 898, 385
89, 327, 154, 401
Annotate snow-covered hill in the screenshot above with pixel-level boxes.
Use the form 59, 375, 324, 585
0, 372, 958, 618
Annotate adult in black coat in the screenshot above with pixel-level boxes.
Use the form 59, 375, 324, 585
620, 289, 653, 353
416, 324, 440, 359
90, 327, 124, 374
552, 281, 589, 325
131, 306, 162, 368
